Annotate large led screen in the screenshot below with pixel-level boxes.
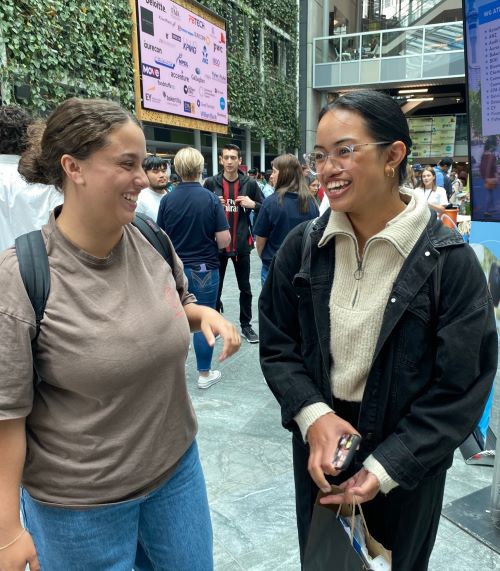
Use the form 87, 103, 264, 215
135, 0, 228, 126
464, 0, 500, 221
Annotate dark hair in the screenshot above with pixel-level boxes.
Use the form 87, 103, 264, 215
484, 136, 497, 152
272, 154, 312, 214
439, 157, 453, 167
264, 168, 273, 182
305, 173, 318, 186
318, 90, 412, 185
18, 98, 138, 189
420, 167, 437, 191
170, 173, 180, 183
143, 155, 167, 171
0, 105, 32, 154
248, 168, 258, 175
220, 143, 241, 158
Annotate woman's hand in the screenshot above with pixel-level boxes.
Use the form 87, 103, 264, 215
307, 413, 359, 493
319, 468, 380, 506
186, 305, 240, 361
0, 529, 40, 571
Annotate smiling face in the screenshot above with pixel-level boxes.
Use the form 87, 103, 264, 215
315, 108, 393, 216
74, 121, 149, 229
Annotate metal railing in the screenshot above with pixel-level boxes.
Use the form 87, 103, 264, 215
313, 21, 464, 89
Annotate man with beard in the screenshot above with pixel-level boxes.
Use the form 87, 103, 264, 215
137, 155, 169, 220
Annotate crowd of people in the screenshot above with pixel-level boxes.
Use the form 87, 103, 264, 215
0, 91, 497, 571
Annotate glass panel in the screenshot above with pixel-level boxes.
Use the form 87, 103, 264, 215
315, 38, 339, 64
361, 33, 381, 59
424, 24, 464, 53
381, 28, 423, 58
340, 35, 359, 62
315, 63, 340, 89
340, 61, 360, 85
381, 56, 421, 82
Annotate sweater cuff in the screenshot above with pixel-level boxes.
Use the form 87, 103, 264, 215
363, 454, 399, 494
294, 403, 334, 443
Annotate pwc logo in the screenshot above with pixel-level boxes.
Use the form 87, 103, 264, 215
213, 44, 223, 54
188, 15, 205, 29
142, 63, 161, 79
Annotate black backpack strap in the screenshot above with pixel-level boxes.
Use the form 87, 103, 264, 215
15, 231, 50, 342
132, 213, 175, 271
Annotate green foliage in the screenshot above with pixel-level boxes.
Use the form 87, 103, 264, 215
0, 0, 134, 113
0, 0, 299, 147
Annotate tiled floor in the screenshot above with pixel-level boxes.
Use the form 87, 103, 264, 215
187, 250, 500, 570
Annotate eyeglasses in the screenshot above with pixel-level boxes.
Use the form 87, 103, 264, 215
303, 142, 391, 175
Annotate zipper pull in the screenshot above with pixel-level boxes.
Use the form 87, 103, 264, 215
354, 260, 363, 280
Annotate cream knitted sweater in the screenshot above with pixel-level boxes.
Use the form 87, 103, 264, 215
294, 188, 431, 493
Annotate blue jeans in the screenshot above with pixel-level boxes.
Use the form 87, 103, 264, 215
184, 266, 219, 372
21, 441, 213, 571
261, 264, 269, 287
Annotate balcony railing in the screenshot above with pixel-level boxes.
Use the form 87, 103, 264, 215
313, 21, 465, 90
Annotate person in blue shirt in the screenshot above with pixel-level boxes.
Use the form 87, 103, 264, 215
254, 154, 319, 286
157, 147, 231, 389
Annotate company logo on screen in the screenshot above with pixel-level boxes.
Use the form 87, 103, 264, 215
184, 101, 195, 113
199, 87, 214, 97
146, 0, 166, 12
165, 95, 181, 105
213, 44, 223, 54
211, 71, 226, 83
212, 58, 220, 67
183, 84, 195, 96
170, 5, 180, 18
183, 42, 197, 54
142, 63, 161, 79
220, 32, 226, 44
188, 15, 205, 29
155, 57, 176, 69
144, 42, 162, 54
172, 33, 182, 42
159, 15, 176, 27
171, 71, 189, 81
158, 80, 175, 89
219, 97, 226, 110
201, 111, 217, 121
176, 53, 189, 68
191, 73, 205, 84
202, 46, 209, 64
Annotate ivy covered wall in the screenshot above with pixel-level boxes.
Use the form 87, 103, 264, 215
0, 0, 299, 149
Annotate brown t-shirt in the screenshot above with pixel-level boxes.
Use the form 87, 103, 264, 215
0, 213, 197, 506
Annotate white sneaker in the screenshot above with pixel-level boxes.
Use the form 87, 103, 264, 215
197, 370, 221, 389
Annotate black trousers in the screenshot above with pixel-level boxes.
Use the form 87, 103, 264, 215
217, 253, 252, 327
293, 400, 446, 571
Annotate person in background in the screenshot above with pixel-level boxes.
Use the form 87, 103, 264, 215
305, 173, 322, 205
0, 98, 240, 571
0, 105, 63, 251
157, 147, 231, 389
434, 157, 453, 199
259, 90, 497, 570
136, 155, 169, 220
166, 173, 180, 193
203, 144, 263, 344
261, 169, 275, 198
480, 135, 499, 217
254, 154, 319, 286
418, 166, 448, 214
411, 163, 423, 188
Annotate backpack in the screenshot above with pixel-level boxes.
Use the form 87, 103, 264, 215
15, 213, 175, 382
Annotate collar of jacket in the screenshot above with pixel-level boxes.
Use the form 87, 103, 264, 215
302, 208, 464, 389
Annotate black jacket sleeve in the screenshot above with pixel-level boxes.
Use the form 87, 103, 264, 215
247, 180, 263, 213
373, 244, 498, 489
258, 225, 329, 431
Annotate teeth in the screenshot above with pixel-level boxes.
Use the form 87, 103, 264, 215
123, 193, 138, 202
327, 180, 349, 190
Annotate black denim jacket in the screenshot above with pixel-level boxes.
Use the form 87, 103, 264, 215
259, 210, 498, 490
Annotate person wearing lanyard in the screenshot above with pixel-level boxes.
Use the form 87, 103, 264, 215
419, 166, 448, 214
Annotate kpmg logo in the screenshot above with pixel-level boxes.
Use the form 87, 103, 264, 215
188, 15, 205, 29
183, 42, 197, 54
202, 45, 209, 64
144, 42, 162, 54
213, 44, 223, 54
183, 84, 195, 96
176, 53, 189, 68
219, 97, 226, 110
212, 57, 220, 67
142, 63, 161, 79
184, 101, 195, 113
172, 33, 182, 42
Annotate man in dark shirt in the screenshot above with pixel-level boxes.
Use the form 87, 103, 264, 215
434, 157, 453, 200
204, 144, 263, 343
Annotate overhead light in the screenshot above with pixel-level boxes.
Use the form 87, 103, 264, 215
399, 88, 429, 94
411, 97, 434, 102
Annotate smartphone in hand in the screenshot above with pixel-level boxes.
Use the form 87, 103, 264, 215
332, 433, 361, 471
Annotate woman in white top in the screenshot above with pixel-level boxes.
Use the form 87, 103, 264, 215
419, 167, 448, 214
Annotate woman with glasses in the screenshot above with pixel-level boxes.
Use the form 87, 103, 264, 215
259, 90, 497, 570
253, 154, 318, 286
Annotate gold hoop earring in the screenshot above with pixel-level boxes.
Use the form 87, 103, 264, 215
386, 166, 396, 178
